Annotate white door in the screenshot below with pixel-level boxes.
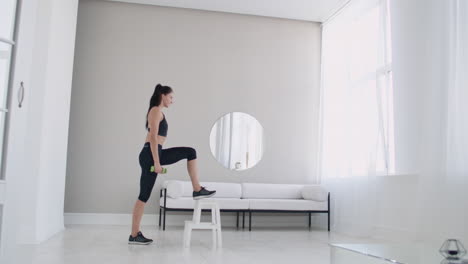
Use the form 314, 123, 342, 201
0, 0, 19, 257
0, 0, 38, 261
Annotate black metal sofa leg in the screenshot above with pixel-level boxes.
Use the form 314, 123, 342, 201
242, 212, 245, 229
163, 208, 166, 231
159, 208, 162, 227
249, 211, 252, 231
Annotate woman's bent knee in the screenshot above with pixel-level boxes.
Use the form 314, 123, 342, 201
187, 147, 197, 161
138, 195, 149, 203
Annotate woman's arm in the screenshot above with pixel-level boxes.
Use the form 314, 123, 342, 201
147, 108, 163, 173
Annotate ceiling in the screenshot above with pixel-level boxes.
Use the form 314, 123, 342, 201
105, 0, 349, 22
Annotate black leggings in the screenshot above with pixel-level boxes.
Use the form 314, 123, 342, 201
138, 142, 197, 203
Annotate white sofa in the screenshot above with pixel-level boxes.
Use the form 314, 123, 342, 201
159, 180, 330, 231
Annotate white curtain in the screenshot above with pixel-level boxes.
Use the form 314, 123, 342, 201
319, 0, 391, 236
443, 0, 468, 241
446, 0, 468, 182
446, 0, 468, 240
416, 0, 468, 242
320, 0, 468, 240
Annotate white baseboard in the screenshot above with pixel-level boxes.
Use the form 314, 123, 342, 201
65, 213, 159, 225
64, 212, 329, 229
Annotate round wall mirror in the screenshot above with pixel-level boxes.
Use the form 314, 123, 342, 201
209, 112, 264, 171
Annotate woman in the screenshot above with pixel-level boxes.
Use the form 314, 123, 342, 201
129, 84, 216, 245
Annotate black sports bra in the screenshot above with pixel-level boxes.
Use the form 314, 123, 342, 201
148, 113, 168, 137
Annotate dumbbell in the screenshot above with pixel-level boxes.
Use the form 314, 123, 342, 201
150, 166, 167, 174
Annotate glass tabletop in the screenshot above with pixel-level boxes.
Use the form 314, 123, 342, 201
329, 243, 468, 264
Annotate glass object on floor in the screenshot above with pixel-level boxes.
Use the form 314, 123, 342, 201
440, 239, 467, 261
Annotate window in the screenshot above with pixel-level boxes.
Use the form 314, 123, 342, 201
320, 0, 394, 178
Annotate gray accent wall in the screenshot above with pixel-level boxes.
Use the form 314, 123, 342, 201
65, 0, 321, 214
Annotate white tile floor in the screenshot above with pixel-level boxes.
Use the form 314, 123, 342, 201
23, 225, 382, 264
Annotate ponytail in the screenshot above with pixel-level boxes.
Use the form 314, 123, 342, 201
145, 83, 173, 130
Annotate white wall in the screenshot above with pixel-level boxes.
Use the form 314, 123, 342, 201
65, 1, 322, 215
34, 0, 79, 242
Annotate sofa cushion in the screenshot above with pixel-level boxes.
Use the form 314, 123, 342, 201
242, 183, 303, 199
248, 199, 328, 211
160, 197, 249, 210
164, 180, 242, 198
166, 180, 184, 198
301, 185, 328, 201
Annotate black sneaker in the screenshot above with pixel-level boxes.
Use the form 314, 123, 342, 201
128, 231, 153, 245
193, 186, 216, 200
